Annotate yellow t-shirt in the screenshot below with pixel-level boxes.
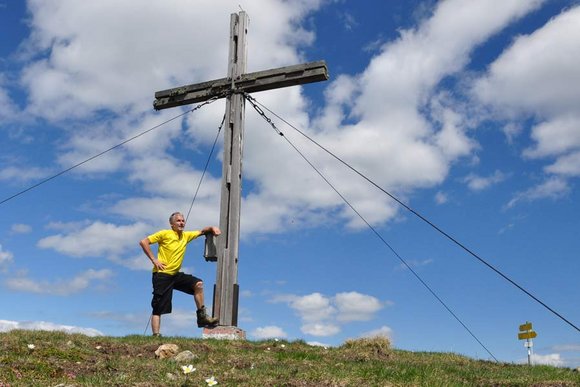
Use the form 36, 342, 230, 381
147, 230, 203, 275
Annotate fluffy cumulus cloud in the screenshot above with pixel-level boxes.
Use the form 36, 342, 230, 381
0, 319, 103, 336
5, 269, 113, 296
251, 325, 288, 340
334, 291, 383, 322
36, 221, 157, 271
38, 221, 150, 259
6, 0, 326, 239
293, 0, 546, 228
3, 0, 553, 245
0, 165, 52, 183
529, 353, 565, 367
272, 291, 386, 337
463, 171, 507, 191
473, 5, 580, 201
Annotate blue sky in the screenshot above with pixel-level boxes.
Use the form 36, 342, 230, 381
1, 0, 579, 368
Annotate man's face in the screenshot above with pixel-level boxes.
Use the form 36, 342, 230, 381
170, 214, 186, 231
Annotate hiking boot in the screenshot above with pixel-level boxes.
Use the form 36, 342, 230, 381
196, 306, 219, 328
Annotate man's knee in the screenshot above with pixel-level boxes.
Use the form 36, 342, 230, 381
194, 281, 204, 292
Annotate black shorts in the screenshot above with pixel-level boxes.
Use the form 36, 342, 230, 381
151, 272, 202, 315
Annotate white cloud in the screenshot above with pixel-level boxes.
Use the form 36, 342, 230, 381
288, 292, 337, 323
11, 224, 32, 234
272, 291, 387, 337
0, 319, 103, 336
38, 221, 150, 261
463, 170, 507, 191
545, 150, 580, 177
0, 165, 52, 183
301, 323, 340, 337
251, 325, 288, 339
473, 5, 580, 118
157, 309, 196, 332
292, 0, 544, 229
307, 341, 332, 348
19, 0, 321, 121
334, 292, 383, 322
529, 353, 565, 367
473, 5, 580, 190
10, 0, 321, 239
524, 115, 580, 159
506, 177, 569, 208
8, 0, 547, 241
5, 269, 113, 296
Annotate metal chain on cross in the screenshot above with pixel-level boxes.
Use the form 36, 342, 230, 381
244, 93, 284, 136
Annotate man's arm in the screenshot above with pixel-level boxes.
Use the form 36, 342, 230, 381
200, 226, 221, 236
139, 237, 166, 271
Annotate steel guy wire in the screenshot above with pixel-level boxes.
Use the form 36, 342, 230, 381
245, 93, 499, 362
249, 96, 580, 334
185, 114, 226, 223
0, 95, 223, 208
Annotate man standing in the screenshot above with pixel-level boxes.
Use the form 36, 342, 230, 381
139, 212, 220, 335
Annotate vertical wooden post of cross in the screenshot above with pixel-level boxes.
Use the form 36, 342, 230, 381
213, 11, 248, 327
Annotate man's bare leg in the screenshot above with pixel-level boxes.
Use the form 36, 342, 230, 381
151, 314, 161, 335
194, 282, 218, 327
194, 282, 204, 309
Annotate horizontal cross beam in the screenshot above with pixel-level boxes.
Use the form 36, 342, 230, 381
153, 60, 328, 110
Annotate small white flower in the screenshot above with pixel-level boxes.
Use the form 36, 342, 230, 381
266, 347, 271, 351
274, 338, 279, 342
95, 346, 102, 350
27, 344, 35, 350
181, 365, 196, 374
281, 344, 286, 348
205, 376, 218, 386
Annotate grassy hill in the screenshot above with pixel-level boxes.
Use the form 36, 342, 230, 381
1, 330, 578, 386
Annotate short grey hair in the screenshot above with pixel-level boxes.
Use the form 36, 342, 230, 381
169, 212, 183, 224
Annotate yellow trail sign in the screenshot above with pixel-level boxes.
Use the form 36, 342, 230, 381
518, 331, 537, 340
519, 322, 533, 331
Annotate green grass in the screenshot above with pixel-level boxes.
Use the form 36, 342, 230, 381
0, 330, 578, 386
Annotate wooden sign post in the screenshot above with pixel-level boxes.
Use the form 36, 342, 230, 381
518, 321, 537, 365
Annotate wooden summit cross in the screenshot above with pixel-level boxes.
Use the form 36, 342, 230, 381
153, 11, 328, 329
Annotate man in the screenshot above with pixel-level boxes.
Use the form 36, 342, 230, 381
139, 212, 220, 336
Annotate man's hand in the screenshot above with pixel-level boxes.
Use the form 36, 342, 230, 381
153, 259, 166, 271
202, 226, 221, 236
